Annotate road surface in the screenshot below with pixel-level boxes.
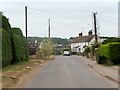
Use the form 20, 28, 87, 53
26, 56, 118, 88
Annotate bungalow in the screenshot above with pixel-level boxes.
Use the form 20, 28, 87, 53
71, 30, 100, 53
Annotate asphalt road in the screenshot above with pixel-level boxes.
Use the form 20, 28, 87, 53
26, 56, 118, 88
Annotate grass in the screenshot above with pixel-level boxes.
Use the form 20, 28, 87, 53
2, 56, 55, 88
2, 60, 43, 88
2, 65, 26, 72
14, 60, 41, 65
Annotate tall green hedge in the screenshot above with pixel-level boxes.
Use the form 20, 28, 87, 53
2, 29, 12, 66
96, 42, 120, 64
11, 28, 29, 63
1, 14, 29, 67
11, 28, 23, 37
1, 15, 12, 35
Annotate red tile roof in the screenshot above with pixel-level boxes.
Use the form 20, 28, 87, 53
72, 35, 95, 43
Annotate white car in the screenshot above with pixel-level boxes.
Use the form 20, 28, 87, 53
63, 51, 70, 56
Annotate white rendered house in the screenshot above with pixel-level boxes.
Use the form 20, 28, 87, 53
71, 30, 100, 53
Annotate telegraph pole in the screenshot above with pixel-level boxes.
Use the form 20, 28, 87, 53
93, 12, 98, 43
25, 6, 27, 39
48, 19, 50, 38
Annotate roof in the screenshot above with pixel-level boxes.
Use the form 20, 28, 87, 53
72, 35, 95, 43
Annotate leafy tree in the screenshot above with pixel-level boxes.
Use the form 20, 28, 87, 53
40, 39, 55, 57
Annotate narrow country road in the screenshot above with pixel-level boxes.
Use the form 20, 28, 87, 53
26, 56, 117, 88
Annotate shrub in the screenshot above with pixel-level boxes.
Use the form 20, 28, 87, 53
11, 28, 23, 37
2, 29, 12, 66
83, 46, 90, 58
97, 42, 120, 65
1, 15, 13, 67
91, 42, 101, 56
1, 14, 29, 67
11, 34, 29, 63
84, 46, 90, 53
40, 39, 55, 57
11, 28, 29, 63
102, 37, 120, 44
1, 15, 12, 35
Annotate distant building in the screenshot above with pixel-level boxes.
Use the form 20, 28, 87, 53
55, 45, 71, 54
28, 40, 41, 55
71, 30, 101, 53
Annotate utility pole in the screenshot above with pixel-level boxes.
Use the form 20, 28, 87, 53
93, 12, 98, 43
25, 6, 27, 39
48, 19, 50, 38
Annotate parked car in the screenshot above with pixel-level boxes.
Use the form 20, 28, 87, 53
63, 51, 70, 56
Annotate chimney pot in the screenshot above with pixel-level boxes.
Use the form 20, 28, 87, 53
88, 30, 92, 35
79, 32, 83, 37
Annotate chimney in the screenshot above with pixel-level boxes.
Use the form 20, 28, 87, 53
79, 32, 83, 37
88, 30, 92, 35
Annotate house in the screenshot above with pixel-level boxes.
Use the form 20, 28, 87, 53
71, 30, 100, 53
28, 40, 41, 55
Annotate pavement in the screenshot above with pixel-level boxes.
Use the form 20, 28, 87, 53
79, 56, 119, 84
26, 55, 117, 88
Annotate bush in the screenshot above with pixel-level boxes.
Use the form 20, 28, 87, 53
1, 14, 29, 67
11, 28, 23, 37
83, 46, 90, 58
11, 28, 29, 63
84, 46, 90, 53
102, 37, 120, 45
1, 15, 12, 35
91, 43, 101, 56
97, 42, 120, 65
40, 39, 55, 57
2, 29, 12, 66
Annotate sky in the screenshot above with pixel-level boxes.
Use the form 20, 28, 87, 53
0, 0, 119, 39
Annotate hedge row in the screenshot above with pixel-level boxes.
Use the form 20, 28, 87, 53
1, 15, 12, 35
11, 28, 23, 37
11, 34, 29, 63
2, 29, 12, 66
1, 14, 29, 67
95, 42, 120, 65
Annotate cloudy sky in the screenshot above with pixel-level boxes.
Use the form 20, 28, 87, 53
0, 0, 118, 38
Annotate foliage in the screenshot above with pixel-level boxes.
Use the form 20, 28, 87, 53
62, 48, 71, 52
39, 39, 55, 57
1, 13, 29, 67
102, 37, 120, 44
96, 42, 120, 65
83, 46, 91, 58
27, 37, 71, 45
11, 28, 23, 37
1, 15, 11, 35
11, 29, 29, 63
84, 46, 91, 53
2, 29, 12, 67
91, 42, 101, 56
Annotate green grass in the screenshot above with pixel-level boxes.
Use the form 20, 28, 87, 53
14, 60, 41, 65
2, 60, 42, 72
2, 65, 26, 72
